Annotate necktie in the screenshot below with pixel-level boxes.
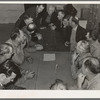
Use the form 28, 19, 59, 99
70, 29, 77, 52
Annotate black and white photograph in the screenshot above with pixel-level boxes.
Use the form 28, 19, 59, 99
0, 2, 100, 91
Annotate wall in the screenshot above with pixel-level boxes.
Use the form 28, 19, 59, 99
73, 4, 90, 18
97, 5, 100, 26
0, 4, 98, 24
0, 4, 24, 23
47, 4, 90, 18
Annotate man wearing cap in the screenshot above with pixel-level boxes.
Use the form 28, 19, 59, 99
69, 16, 87, 52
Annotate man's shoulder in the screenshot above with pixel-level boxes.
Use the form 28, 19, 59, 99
76, 25, 87, 35
5, 39, 12, 44
25, 6, 36, 18
26, 6, 36, 12
77, 25, 86, 31
78, 25, 85, 29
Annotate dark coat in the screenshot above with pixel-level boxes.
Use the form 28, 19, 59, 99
75, 25, 87, 42
63, 25, 87, 43
62, 26, 72, 43
15, 6, 47, 29
43, 11, 58, 27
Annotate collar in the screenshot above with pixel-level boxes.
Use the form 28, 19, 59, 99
72, 25, 78, 31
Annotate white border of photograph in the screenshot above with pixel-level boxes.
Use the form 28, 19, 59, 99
0, 1, 100, 98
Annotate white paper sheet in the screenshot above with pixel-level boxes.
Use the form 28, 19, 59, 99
43, 54, 55, 61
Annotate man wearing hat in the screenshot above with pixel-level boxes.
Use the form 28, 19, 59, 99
69, 16, 87, 52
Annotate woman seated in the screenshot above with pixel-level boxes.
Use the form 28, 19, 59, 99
86, 30, 100, 60
71, 40, 91, 79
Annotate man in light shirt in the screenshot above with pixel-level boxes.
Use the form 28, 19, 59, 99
77, 57, 100, 90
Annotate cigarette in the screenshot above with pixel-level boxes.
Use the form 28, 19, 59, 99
55, 64, 58, 74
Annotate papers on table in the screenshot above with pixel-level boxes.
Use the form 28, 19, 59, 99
43, 54, 55, 61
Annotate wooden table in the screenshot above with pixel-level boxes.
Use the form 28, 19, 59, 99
17, 51, 75, 90
40, 27, 70, 51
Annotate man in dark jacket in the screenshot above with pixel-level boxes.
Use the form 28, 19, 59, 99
0, 60, 22, 89
15, 4, 47, 29
62, 15, 72, 45
68, 16, 87, 51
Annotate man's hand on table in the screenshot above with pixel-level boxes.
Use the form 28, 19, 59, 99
65, 41, 70, 46
36, 33, 42, 40
24, 71, 35, 80
40, 27, 46, 30
49, 23, 56, 30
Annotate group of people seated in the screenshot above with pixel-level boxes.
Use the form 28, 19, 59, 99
50, 29, 100, 90
0, 4, 100, 90
70, 29, 100, 90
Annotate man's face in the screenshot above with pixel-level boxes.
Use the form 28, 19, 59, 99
18, 30, 27, 44
24, 17, 33, 25
56, 83, 66, 90
15, 30, 26, 45
52, 83, 66, 90
0, 44, 13, 61
63, 18, 69, 27
48, 6, 55, 15
0, 72, 16, 85
0, 45, 10, 55
86, 32, 91, 41
57, 11, 64, 20
37, 5, 44, 13
69, 17, 75, 28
